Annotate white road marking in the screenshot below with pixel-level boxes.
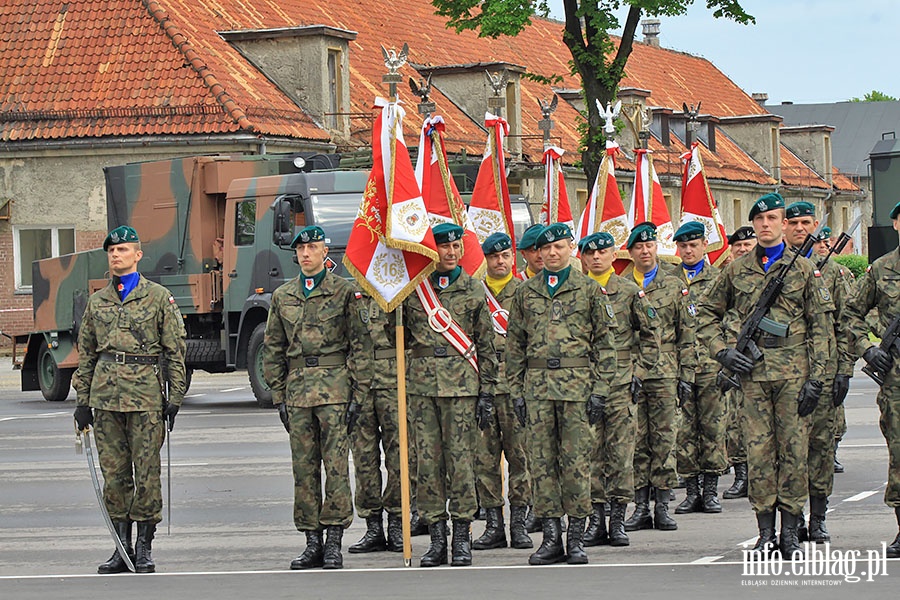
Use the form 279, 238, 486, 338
184, 393, 206, 398
737, 536, 757, 547
843, 490, 879, 502
220, 387, 245, 393
691, 556, 723, 564
0, 411, 68, 422
840, 443, 886, 448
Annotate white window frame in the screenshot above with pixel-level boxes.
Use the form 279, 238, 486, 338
13, 225, 76, 292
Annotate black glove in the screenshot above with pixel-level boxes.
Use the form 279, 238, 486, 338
345, 400, 361, 435
797, 380, 824, 417
863, 346, 894, 375
715, 348, 754, 375
513, 397, 527, 428
630, 376, 643, 404
277, 403, 291, 433
586, 394, 606, 426
676, 379, 695, 408
832, 374, 851, 407
74, 405, 93, 431
163, 403, 179, 432
476, 392, 494, 431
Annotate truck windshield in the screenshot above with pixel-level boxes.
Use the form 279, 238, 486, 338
309, 193, 362, 249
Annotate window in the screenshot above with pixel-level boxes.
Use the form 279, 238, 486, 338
327, 49, 343, 131
14, 226, 75, 291
235, 200, 256, 247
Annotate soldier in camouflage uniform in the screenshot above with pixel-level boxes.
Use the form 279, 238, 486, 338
722, 226, 757, 499
784, 202, 855, 543
844, 200, 900, 558
620, 222, 696, 534
73, 226, 186, 574
262, 226, 370, 570
672, 221, 727, 516
516, 223, 544, 280
507, 223, 616, 566
403, 222, 498, 567
579, 231, 658, 548
472, 232, 533, 551
696, 193, 835, 559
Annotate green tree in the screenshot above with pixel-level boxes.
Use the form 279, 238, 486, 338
850, 90, 898, 102
432, 0, 754, 179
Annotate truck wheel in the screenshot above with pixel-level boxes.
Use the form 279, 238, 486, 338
38, 344, 73, 402
247, 323, 274, 408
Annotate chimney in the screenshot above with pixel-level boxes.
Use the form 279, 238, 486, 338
752, 93, 768, 107
641, 19, 661, 47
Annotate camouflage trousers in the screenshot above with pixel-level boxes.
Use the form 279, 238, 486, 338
742, 378, 809, 515
528, 399, 592, 519
726, 388, 747, 464
590, 383, 637, 505
94, 409, 165, 523
833, 403, 847, 440
474, 393, 532, 509
287, 403, 353, 531
351, 388, 404, 517
876, 378, 900, 507
676, 371, 729, 477
808, 379, 836, 498
632, 378, 678, 491
409, 395, 477, 524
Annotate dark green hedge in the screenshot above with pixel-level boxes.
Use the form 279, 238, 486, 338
833, 254, 868, 278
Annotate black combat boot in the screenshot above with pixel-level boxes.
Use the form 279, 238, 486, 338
888, 507, 900, 559
509, 505, 533, 549
608, 502, 630, 547
751, 512, 777, 556
410, 511, 429, 536
528, 518, 565, 565
291, 530, 325, 569
654, 489, 678, 531
701, 474, 722, 513
797, 513, 809, 543
624, 486, 653, 531
98, 520, 134, 574
723, 462, 748, 499
420, 521, 448, 567
323, 525, 344, 569
779, 510, 803, 560
472, 506, 507, 550
675, 476, 702, 514
450, 520, 472, 566
349, 511, 387, 553
566, 516, 588, 564
386, 512, 404, 552
808, 496, 830, 543
524, 505, 541, 533
833, 440, 844, 473
134, 521, 156, 574
583, 503, 609, 547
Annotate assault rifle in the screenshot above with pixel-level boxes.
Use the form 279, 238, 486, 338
717, 223, 825, 392
862, 314, 900, 386
816, 215, 862, 270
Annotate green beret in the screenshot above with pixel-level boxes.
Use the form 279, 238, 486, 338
481, 232, 511, 255
748, 192, 785, 220
728, 226, 756, 244
103, 226, 140, 251
785, 201, 816, 220
673, 221, 706, 242
578, 231, 615, 252
518, 223, 544, 251
535, 223, 574, 248
891, 201, 900, 220
626, 222, 657, 249
290, 225, 326, 247
820, 226, 832, 240
432, 223, 465, 245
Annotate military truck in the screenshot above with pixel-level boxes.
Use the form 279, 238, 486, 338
13, 154, 367, 408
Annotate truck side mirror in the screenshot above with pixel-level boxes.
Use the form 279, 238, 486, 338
273, 198, 293, 247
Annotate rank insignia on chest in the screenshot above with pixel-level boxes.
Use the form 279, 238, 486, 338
304, 278, 315, 291
551, 300, 563, 322
647, 307, 658, 319
438, 276, 449, 289
548, 275, 559, 287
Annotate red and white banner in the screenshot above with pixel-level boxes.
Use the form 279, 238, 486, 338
539, 146, 574, 230
415, 280, 479, 371
628, 148, 676, 257
574, 141, 628, 251
468, 113, 516, 256
481, 281, 509, 336
415, 115, 486, 278
680, 142, 730, 266
343, 98, 438, 312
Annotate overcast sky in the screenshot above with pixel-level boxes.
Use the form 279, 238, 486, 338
545, 0, 899, 106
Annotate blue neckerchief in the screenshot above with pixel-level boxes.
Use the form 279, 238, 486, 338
641, 264, 659, 288
804, 248, 813, 259
114, 272, 140, 301
759, 242, 786, 273
682, 260, 705, 281
431, 266, 461, 290
545, 266, 571, 297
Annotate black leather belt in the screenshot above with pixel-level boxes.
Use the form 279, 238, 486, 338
411, 346, 454, 358
289, 352, 347, 369
527, 357, 591, 369
98, 352, 159, 365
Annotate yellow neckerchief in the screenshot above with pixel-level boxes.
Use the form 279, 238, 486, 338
632, 268, 645, 288
525, 265, 538, 279
485, 271, 513, 297
588, 267, 614, 288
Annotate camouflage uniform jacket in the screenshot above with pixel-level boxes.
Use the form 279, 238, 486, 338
357, 289, 397, 391
696, 250, 835, 383
403, 271, 498, 398
678, 263, 721, 374
74, 275, 186, 411
817, 256, 856, 378
262, 271, 371, 407
845, 247, 900, 365
621, 264, 697, 383
596, 273, 659, 386
487, 276, 521, 396
507, 268, 616, 401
